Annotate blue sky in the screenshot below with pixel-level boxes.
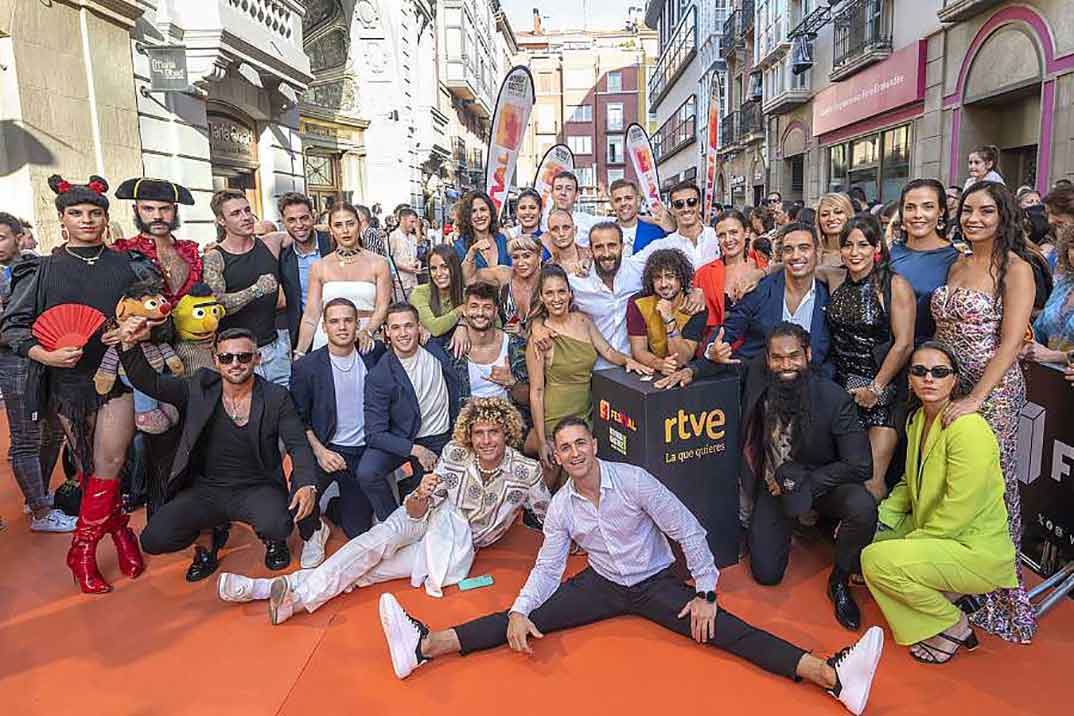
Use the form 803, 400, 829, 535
500, 0, 642, 33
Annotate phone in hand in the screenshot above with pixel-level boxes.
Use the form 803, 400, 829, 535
458, 575, 494, 591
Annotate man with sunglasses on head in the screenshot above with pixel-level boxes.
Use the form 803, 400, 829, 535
116, 322, 318, 579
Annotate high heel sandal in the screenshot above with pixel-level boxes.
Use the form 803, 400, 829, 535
910, 628, 979, 664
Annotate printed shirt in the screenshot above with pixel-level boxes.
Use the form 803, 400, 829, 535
111, 235, 203, 302
425, 442, 551, 549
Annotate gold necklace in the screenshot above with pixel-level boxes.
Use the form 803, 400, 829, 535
64, 244, 106, 266
337, 246, 361, 266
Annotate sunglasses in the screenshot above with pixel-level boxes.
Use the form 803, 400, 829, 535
672, 197, 699, 210
909, 364, 955, 379
217, 352, 256, 365
766, 198, 781, 205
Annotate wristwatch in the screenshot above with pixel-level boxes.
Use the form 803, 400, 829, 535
696, 590, 717, 603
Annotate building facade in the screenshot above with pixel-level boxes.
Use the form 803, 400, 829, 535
718, 0, 766, 207
130, 1, 313, 243
0, 0, 146, 249
517, 11, 658, 214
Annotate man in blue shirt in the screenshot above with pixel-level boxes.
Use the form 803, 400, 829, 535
278, 193, 333, 348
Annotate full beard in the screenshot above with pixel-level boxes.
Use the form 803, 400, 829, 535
764, 367, 811, 442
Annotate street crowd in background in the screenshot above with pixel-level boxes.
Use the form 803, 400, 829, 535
3, 141, 1074, 714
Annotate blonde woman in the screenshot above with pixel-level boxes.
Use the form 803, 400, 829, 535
816, 193, 855, 267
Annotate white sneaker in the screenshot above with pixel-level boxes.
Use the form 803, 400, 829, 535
828, 625, 884, 715
217, 572, 258, 603
379, 593, 429, 679
268, 577, 296, 625
30, 508, 76, 533
300, 519, 330, 569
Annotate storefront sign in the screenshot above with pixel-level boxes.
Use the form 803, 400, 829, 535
145, 46, 189, 92
812, 41, 925, 136
208, 115, 259, 167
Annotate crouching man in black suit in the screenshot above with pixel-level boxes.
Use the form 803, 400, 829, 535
117, 320, 318, 578
658, 322, 876, 631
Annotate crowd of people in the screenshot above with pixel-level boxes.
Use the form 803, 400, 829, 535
3, 150, 1074, 713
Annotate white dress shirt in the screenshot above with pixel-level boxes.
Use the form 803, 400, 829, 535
630, 225, 721, 270
568, 260, 643, 369
782, 278, 817, 332
510, 459, 719, 616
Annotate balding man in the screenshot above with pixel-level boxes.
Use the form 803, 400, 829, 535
546, 209, 590, 275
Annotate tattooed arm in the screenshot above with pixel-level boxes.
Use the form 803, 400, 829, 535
202, 249, 276, 315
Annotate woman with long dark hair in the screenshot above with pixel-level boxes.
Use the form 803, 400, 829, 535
862, 341, 1018, 663
408, 245, 466, 345
827, 214, 915, 500
525, 265, 650, 472
930, 180, 1036, 643
890, 179, 961, 339
453, 191, 511, 269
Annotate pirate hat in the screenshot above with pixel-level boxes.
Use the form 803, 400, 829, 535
115, 177, 195, 206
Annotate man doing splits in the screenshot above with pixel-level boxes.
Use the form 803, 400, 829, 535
216, 397, 551, 624
378, 420, 884, 716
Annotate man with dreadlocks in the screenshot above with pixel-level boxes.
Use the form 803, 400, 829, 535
659, 322, 875, 632
626, 248, 708, 375
215, 397, 551, 624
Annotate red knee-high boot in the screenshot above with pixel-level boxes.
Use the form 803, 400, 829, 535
66, 476, 117, 594
107, 488, 144, 579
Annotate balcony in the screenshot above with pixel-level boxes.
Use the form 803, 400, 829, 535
653, 94, 697, 162
741, 0, 755, 33
762, 55, 811, 115
737, 101, 763, 143
719, 11, 738, 60
755, 13, 789, 69
649, 5, 697, 112
831, 0, 894, 81
719, 111, 737, 150
937, 0, 1005, 23
163, 0, 312, 94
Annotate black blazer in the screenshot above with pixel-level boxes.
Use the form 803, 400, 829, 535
280, 231, 334, 344
364, 342, 462, 458
289, 342, 386, 447
119, 346, 317, 500
693, 358, 870, 502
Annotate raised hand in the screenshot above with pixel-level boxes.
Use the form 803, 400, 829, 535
704, 327, 739, 364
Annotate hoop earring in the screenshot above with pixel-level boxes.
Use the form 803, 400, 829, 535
60, 225, 71, 243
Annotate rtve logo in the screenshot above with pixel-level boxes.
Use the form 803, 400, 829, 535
1016, 401, 1074, 485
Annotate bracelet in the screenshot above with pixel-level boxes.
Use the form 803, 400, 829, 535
666, 329, 680, 338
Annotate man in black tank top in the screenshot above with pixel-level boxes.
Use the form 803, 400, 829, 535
204, 190, 291, 387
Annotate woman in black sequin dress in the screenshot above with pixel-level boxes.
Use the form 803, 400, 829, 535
826, 214, 915, 501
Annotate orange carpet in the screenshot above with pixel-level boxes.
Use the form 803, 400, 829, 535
1, 451, 1071, 714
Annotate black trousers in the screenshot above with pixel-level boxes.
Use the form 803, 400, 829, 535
355, 431, 451, 521
453, 566, 805, 680
748, 483, 877, 585
296, 444, 372, 541
140, 481, 293, 554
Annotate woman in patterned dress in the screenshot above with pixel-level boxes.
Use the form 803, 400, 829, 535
930, 181, 1037, 643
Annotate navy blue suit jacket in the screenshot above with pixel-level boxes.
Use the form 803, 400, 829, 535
364, 341, 462, 457
719, 271, 831, 371
289, 342, 386, 447
280, 230, 334, 344
629, 220, 668, 254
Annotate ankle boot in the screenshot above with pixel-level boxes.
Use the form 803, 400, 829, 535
107, 497, 145, 579
66, 477, 118, 594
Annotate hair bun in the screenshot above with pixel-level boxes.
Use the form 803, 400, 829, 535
48, 175, 72, 195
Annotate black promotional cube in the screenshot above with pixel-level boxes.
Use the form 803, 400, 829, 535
591, 368, 741, 567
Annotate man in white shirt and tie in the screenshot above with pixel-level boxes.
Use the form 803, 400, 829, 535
378, 419, 885, 716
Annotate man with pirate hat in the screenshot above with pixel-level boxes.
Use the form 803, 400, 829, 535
113, 178, 203, 302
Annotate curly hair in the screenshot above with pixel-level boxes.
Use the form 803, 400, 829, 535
456, 191, 500, 249
960, 181, 1030, 308
640, 248, 694, 297
451, 397, 525, 450
1055, 223, 1074, 276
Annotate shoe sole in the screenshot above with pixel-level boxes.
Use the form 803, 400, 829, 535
300, 523, 331, 569
268, 579, 289, 625
379, 594, 416, 680
845, 628, 884, 715
217, 573, 253, 603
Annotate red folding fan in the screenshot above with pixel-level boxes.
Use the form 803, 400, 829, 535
32, 304, 107, 351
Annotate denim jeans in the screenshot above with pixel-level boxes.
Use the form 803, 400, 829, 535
255, 331, 292, 388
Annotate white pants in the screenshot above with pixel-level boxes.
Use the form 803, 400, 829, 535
291, 506, 428, 613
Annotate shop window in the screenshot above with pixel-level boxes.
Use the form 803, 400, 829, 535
880, 125, 910, 203
826, 123, 910, 203
829, 143, 848, 193
790, 155, 804, 193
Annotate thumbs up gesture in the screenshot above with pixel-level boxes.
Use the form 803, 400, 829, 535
704, 327, 740, 365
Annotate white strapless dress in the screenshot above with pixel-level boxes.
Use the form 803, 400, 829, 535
313, 280, 378, 349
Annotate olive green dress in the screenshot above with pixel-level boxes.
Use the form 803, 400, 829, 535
542, 334, 598, 438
